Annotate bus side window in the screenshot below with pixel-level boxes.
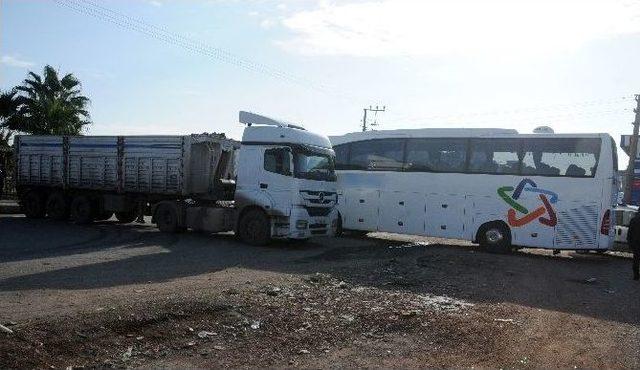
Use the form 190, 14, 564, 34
334, 144, 350, 170
350, 139, 404, 171
522, 138, 600, 177
468, 139, 519, 175
405, 138, 466, 172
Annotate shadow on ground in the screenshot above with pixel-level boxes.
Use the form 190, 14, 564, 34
0, 215, 638, 325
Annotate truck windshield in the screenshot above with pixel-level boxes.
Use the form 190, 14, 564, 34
293, 147, 336, 182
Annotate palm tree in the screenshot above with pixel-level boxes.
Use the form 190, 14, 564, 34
0, 129, 11, 149
0, 65, 91, 135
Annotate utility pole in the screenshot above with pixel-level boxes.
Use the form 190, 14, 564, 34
362, 105, 386, 132
624, 94, 640, 204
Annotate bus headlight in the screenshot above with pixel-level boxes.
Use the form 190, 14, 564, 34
296, 220, 308, 230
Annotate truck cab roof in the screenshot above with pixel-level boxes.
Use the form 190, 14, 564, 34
240, 111, 332, 149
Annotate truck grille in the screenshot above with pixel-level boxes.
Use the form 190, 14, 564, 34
305, 207, 332, 217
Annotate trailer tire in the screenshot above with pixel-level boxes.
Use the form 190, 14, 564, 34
70, 196, 94, 224
115, 211, 137, 224
46, 192, 69, 220
238, 209, 270, 246
478, 221, 512, 254
22, 191, 46, 219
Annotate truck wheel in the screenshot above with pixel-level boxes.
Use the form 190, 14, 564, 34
155, 203, 180, 233
238, 209, 270, 246
335, 214, 344, 237
46, 192, 69, 220
115, 211, 136, 223
478, 222, 512, 254
22, 191, 46, 219
70, 196, 94, 224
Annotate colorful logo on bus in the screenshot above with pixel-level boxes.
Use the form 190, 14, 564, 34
498, 179, 558, 227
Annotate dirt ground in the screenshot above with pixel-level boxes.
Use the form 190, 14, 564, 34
0, 214, 639, 368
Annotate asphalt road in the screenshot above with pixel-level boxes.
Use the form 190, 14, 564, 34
1, 214, 639, 368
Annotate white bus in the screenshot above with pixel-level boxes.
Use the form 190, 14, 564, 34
330, 129, 618, 253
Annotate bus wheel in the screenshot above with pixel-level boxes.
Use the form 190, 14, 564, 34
115, 211, 137, 224
46, 192, 69, 220
22, 191, 46, 219
478, 222, 512, 254
70, 195, 94, 224
238, 209, 270, 246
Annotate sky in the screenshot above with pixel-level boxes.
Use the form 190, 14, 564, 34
2, 0, 640, 163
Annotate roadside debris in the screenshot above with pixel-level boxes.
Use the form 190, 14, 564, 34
0, 324, 14, 334
197, 330, 217, 338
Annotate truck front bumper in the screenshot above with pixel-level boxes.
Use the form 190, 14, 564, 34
281, 207, 338, 239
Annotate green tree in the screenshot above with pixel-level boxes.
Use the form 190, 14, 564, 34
0, 65, 91, 135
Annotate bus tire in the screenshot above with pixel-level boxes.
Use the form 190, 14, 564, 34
155, 203, 180, 233
238, 209, 271, 246
115, 211, 137, 224
70, 195, 94, 224
46, 192, 69, 220
478, 221, 512, 253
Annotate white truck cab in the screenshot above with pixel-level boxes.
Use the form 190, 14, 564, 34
233, 111, 338, 244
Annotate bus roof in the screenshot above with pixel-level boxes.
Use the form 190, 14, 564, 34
329, 128, 612, 146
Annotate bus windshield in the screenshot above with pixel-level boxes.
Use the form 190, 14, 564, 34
293, 147, 336, 182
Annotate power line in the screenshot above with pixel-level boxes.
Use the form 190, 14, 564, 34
385, 95, 633, 125
54, 0, 354, 100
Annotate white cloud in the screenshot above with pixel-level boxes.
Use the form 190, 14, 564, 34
147, 0, 163, 7
0, 55, 35, 68
277, 0, 640, 58
260, 18, 277, 29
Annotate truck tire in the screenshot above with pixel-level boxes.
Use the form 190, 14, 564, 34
238, 209, 270, 246
22, 191, 46, 219
115, 211, 137, 224
155, 203, 180, 233
46, 192, 69, 220
335, 213, 344, 237
70, 196, 94, 224
478, 222, 512, 254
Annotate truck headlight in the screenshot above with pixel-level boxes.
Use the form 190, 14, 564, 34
296, 220, 308, 230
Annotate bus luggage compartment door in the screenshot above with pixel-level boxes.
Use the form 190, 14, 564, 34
426, 194, 465, 239
343, 188, 379, 231
379, 191, 425, 235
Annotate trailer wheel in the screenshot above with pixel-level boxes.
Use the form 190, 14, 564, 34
115, 211, 137, 224
70, 196, 94, 224
478, 221, 512, 254
155, 203, 180, 233
22, 191, 46, 219
46, 192, 69, 220
238, 209, 270, 246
